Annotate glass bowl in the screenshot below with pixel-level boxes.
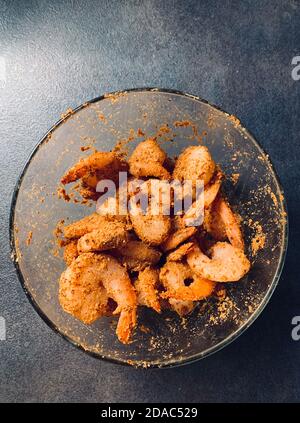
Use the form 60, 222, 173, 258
10, 88, 288, 368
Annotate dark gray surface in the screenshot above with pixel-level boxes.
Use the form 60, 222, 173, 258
0, 0, 299, 403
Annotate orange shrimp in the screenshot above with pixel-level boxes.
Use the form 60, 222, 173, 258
61, 151, 126, 184
160, 261, 215, 302
128, 138, 170, 180
59, 253, 137, 344
135, 268, 161, 313
187, 242, 250, 282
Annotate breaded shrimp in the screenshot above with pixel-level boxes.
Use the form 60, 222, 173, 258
98, 254, 137, 344
77, 220, 129, 253
115, 240, 162, 271
59, 253, 111, 324
63, 239, 78, 265
187, 242, 250, 282
130, 212, 171, 245
160, 261, 215, 302
183, 169, 223, 226
167, 242, 195, 261
63, 212, 125, 239
129, 180, 171, 245
82, 157, 128, 190
60, 252, 137, 343
128, 138, 171, 180
203, 195, 244, 250
159, 262, 195, 315
173, 145, 216, 186
64, 213, 108, 239
135, 268, 161, 313
215, 196, 244, 250
61, 151, 126, 185
161, 227, 197, 251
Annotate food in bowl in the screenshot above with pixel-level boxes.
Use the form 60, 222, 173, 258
58, 138, 250, 344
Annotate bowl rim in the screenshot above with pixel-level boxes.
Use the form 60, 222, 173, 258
9, 87, 289, 368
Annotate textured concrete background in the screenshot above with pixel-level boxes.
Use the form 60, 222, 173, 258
0, 0, 300, 402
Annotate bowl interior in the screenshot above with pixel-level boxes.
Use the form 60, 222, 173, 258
11, 89, 287, 367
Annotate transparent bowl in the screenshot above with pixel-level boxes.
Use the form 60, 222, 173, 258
10, 88, 288, 368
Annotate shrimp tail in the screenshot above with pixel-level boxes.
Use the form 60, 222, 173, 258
116, 308, 137, 344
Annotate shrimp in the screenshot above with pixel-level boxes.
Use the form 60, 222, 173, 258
187, 242, 250, 282
128, 138, 171, 180
98, 254, 137, 344
135, 268, 161, 313
63, 239, 78, 265
215, 196, 244, 250
167, 242, 195, 261
173, 145, 216, 186
63, 213, 108, 239
115, 240, 162, 271
161, 227, 197, 251
77, 220, 129, 253
59, 253, 111, 324
130, 212, 171, 245
63, 213, 125, 239
203, 195, 244, 250
61, 151, 127, 185
60, 252, 137, 343
159, 262, 194, 315
160, 261, 215, 302
183, 169, 223, 227
129, 179, 171, 245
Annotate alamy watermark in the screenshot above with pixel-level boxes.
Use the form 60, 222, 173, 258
95, 172, 205, 226
291, 56, 300, 81
291, 316, 300, 341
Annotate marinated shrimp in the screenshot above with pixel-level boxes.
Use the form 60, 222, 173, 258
214, 196, 244, 250
183, 169, 223, 226
160, 261, 215, 302
129, 212, 171, 245
63, 213, 119, 239
98, 254, 137, 344
61, 151, 127, 185
159, 262, 195, 315
58, 136, 251, 344
59, 253, 111, 324
77, 221, 129, 253
203, 195, 244, 250
129, 179, 171, 245
187, 242, 250, 282
173, 145, 215, 186
135, 268, 161, 313
128, 138, 170, 180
